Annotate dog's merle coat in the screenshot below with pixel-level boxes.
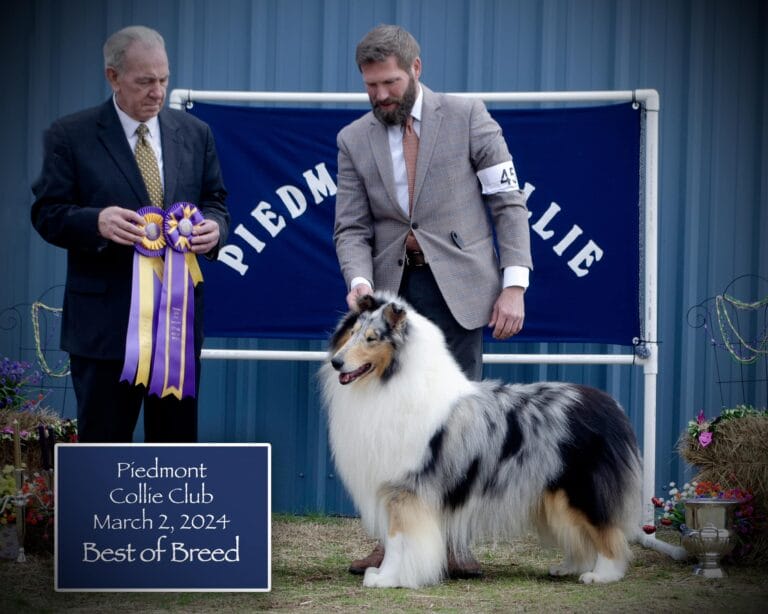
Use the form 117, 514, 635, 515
322, 292, 684, 588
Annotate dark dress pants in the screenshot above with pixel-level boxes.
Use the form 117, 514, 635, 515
398, 263, 484, 381
70, 355, 199, 443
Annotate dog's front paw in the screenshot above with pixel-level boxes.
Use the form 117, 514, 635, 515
579, 571, 598, 584
549, 558, 588, 577
578, 570, 623, 584
363, 566, 399, 588
549, 563, 572, 577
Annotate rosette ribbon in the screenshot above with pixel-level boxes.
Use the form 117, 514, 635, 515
120, 206, 166, 390
120, 203, 204, 400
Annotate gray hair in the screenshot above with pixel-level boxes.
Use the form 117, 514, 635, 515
355, 25, 420, 72
103, 25, 165, 72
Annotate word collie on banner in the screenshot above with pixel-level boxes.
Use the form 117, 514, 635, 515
190, 102, 640, 345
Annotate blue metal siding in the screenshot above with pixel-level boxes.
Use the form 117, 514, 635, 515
1, 0, 766, 514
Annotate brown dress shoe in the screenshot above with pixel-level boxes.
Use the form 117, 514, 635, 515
447, 552, 483, 579
348, 543, 385, 575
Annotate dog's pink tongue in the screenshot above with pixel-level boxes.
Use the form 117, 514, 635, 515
338, 363, 371, 385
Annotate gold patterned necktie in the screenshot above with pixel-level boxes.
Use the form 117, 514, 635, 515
403, 115, 421, 251
134, 123, 164, 208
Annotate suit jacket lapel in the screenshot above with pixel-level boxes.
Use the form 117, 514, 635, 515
97, 99, 149, 207
413, 85, 442, 211
367, 116, 407, 220
159, 108, 182, 205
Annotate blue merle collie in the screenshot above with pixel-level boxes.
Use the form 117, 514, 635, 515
321, 292, 684, 588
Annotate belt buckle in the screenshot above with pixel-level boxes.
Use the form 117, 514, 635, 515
406, 251, 425, 267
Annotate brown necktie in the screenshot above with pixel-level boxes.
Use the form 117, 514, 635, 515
403, 116, 421, 251
135, 123, 164, 208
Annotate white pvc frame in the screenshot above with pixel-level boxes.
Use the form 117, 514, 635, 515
170, 88, 661, 523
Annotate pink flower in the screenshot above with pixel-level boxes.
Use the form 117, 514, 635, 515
699, 431, 713, 447
642, 524, 656, 534
697, 409, 706, 424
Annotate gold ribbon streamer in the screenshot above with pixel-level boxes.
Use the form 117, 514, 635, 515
135, 257, 165, 386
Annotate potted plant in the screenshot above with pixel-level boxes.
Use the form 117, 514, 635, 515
0, 356, 77, 557
1, 464, 56, 558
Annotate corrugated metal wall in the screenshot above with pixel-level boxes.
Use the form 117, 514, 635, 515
1, 0, 766, 514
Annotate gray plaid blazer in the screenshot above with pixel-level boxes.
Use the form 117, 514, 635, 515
334, 84, 532, 330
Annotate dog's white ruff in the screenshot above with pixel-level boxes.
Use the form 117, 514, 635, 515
325, 310, 474, 539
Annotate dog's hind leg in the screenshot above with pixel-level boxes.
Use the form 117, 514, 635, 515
363, 489, 445, 588
540, 491, 595, 577
541, 490, 629, 583
578, 526, 630, 584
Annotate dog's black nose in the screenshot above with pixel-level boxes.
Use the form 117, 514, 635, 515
331, 356, 344, 371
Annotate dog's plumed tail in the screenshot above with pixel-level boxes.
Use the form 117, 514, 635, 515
632, 531, 689, 560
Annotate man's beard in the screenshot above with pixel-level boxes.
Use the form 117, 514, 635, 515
371, 76, 417, 126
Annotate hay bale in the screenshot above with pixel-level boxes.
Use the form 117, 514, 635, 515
680, 414, 768, 564
680, 416, 768, 510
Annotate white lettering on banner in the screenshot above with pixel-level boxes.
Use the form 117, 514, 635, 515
218, 162, 336, 276
553, 225, 584, 256
525, 182, 604, 277
303, 163, 338, 204
253, 202, 286, 237
531, 201, 559, 240
233, 225, 265, 252
568, 241, 604, 277
277, 185, 307, 218
216, 166, 603, 279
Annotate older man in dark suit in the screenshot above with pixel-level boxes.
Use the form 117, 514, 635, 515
31, 25, 229, 443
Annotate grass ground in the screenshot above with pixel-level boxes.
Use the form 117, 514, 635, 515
1, 515, 766, 613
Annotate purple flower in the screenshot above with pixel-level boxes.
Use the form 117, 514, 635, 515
699, 431, 713, 447
697, 409, 706, 424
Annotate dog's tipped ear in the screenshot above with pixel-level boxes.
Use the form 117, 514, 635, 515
356, 294, 378, 313
383, 302, 407, 331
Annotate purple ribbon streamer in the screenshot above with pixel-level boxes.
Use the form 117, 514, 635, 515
148, 203, 203, 399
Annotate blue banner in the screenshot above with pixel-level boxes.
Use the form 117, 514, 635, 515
191, 101, 640, 345
56, 444, 270, 591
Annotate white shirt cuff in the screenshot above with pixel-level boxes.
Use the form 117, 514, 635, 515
350, 277, 372, 291
503, 266, 529, 289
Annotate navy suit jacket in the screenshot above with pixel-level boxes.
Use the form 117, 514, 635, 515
31, 99, 229, 360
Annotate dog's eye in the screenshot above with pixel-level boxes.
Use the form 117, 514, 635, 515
365, 334, 377, 343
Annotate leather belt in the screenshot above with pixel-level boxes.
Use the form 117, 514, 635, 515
405, 250, 427, 267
